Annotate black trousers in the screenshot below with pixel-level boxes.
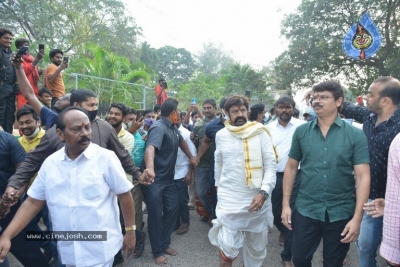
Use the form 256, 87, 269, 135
271, 170, 302, 261
141, 181, 178, 257
0, 94, 15, 133
0, 201, 50, 267
292, 211, 351, 267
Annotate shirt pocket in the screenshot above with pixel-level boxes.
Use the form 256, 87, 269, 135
79, 175, 104, 201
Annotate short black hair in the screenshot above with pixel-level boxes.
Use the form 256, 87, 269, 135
180, 111, 187, 118
49, 49, 64, 59
374, 77, 400, 105
159, 78, 165, 82
109, 103, 127, 116
126, 108, 137, 115
16, 105, 40, 121
70, 89, 96, 106
312, 81, 344, 101
275, 96, 296, 108
38, 87, 52, 97
250, 103, 265, 121
160, 98, 179, 117
293, 108, 300, 117
0, 28, 12, 38
219, 97, 228, 110
224, 96, 250, 113
191, 110, 198, 118
143, 108, 154, 117
269, 107, 275, 114
56, 106, 89, 132
203, 98, 217, 108
153, 104, 161, 112
15, 38, 29, 49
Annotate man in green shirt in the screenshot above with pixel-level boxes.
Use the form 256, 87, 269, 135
281, 81, 370, 267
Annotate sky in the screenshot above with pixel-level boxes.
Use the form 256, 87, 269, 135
124, 0, 302, 69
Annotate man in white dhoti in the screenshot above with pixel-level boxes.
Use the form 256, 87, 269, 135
208, 95, 277, 267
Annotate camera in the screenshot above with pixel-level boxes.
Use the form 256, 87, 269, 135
162, 81, 168, 88
13, 46, 29, 62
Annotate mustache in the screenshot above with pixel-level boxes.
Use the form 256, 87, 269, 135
234, 117, 246, 123
312, 103, 323, 109
78, 136, 91, 144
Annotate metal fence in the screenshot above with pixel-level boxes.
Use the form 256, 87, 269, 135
63, 73, 156, 116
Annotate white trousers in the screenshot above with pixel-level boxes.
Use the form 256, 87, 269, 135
209, 221, 268, 267
65, 258, 113, 267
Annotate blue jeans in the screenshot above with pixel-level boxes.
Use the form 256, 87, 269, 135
356, 199, 383, 267
195, 166, 212, 216
174, 178, 190, 228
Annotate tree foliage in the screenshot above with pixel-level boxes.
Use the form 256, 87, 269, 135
274, 0, 400, 95
1, 0, 141, 57
196, 43, 235, 77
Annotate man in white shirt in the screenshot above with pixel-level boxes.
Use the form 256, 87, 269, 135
266, 97, 305, 267
208, 96, 276, 267
174, 112, 197, 235
0, 107, 147, 267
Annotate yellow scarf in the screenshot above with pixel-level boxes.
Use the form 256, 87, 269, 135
225, 120, 278, 189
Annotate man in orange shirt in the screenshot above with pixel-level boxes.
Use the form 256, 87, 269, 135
45, 49, 67, 107
155, 78, 168, 105
15, 38, 44, 110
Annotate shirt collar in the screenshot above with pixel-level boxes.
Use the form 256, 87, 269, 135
161, 117, 173, 128
20, 128, 46, 144
311, 115, 343, 128
117, 127, 127, 138
60, 142, 95, 161
274, 117, 295, 128
0, 45, 11, 53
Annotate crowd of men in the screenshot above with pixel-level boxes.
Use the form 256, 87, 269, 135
0, 27, 399, 267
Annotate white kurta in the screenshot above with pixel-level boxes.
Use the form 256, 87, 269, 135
212, 128, 276, 232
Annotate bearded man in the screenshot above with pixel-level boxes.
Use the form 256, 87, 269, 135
208, 95, 277, 267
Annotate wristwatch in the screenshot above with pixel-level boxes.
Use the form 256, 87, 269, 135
259, 190, 269, 200
125, 225, 136, 232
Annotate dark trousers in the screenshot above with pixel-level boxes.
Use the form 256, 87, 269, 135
0, 94, 15, 133
292, 211, 351, 267
0, 201, 50, 267
174, 178, 190, 228
209, 160, 217, 219
271, 170, 302, 261
141, 181, 178, 257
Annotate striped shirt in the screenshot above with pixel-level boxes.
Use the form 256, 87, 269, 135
380, 133, 400, 265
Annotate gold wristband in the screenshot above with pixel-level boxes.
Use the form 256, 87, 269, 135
283, 193, 291, 196
125, 225, 136, 231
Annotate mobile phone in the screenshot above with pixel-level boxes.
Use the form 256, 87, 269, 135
39, 44, 44, 51
245, 90, 251, 98
63, 56, 69, 64
191, 98, 198, 105
13, 46, 29, 61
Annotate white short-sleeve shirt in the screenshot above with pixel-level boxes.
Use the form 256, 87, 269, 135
28, 143, 133, 266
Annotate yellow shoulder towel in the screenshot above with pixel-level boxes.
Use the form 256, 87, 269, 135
224, 121, 278, 189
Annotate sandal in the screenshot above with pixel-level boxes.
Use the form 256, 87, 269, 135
134, 231, 145, 258
176, 223, 189, 235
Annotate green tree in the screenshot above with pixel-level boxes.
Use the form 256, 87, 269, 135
196, 43, 235, 77
274, 0, 400, 95
221, 63, 267, 98
66, 44, 150, 108
157, 46, 197, 83
1, 0, 141, 56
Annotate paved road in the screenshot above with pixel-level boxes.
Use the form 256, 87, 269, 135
9, 210, 385, 266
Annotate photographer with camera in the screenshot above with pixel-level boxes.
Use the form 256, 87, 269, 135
155, 78, 168, 105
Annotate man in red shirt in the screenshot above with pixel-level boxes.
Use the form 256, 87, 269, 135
15, 38, 44, 110
155, 78, 168, 105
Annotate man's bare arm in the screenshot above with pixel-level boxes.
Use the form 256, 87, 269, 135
196, 135, 212, 161
117, 191, 136, 259
341, 163, 370, 243
47, 62, 67, 83
0, 197, 45, 262
281, 158, 299, 230
12, 60, 43, 115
